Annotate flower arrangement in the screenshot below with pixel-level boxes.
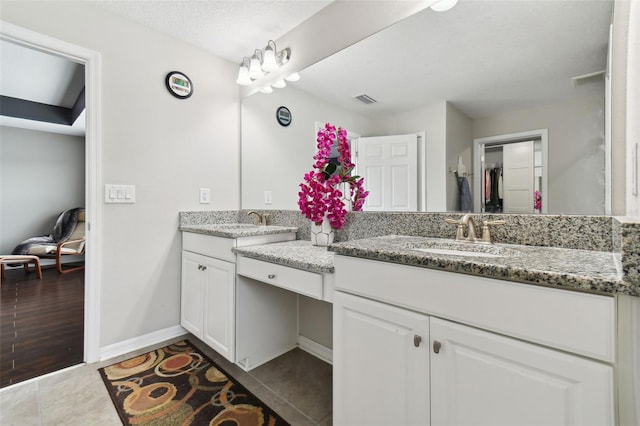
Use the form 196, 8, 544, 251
298, 123, 369, 230
534, 190, 542, 212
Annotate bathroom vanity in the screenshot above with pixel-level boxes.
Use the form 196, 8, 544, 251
179, 223, 296, 362
179, 211, 640, 426
327, 233, 640, 426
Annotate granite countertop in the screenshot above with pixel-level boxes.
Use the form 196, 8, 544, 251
233, 240, 335, 274
328, 235, 636, 296
180, 224, 298, 239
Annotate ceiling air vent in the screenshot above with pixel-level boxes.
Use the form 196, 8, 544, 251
353, 93, 377, 104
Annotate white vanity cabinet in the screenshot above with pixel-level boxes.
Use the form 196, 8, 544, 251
181, 250, 235, 360
429, 317, 614, 426
333, 255, 616, 426
333, 291, 430, 426
181, 230, 295, 363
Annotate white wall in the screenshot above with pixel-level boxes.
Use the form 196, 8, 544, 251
0, 2, 240, 348
445, 103, 473, 211
242, 86, 374, 209
626, 0, 640, 217
472, 90, 606, 215
370, 101, 447, 211
0, 126, 85, 254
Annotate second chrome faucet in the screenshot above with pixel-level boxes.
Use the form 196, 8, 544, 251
445, 214, 504, 244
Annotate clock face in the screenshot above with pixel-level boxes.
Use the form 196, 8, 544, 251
276, 106, 292, 126
165, 72, 193, 99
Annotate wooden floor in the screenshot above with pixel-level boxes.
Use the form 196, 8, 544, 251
0, 265, 84, 388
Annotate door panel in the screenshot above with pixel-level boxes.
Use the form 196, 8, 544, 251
430, 317, 614, 426
503, 141, 534, 213
356, 134, 418, 211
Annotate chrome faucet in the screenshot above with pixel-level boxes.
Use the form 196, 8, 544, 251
460, 214, 478, 241
247, 211, 269, 226
445, 214, 505, 244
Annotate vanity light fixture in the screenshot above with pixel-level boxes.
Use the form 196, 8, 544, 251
260, 85, 273, 94
235, 40, 293, 88
272, 79, 287, 89
430, 0, 458, 12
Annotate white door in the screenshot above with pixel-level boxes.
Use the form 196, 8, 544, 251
503, 141, 534, 213
202, 256, 236, 362
180, 251, 205, 337
356, 134, 418, 211
333, 291, 430, 426
430, 317, 614, 426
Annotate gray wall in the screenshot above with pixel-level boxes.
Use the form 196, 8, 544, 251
0, 126, 85, 254
445, 103, 473, 212
1, 1, 241, 349
473, 89, 606, 215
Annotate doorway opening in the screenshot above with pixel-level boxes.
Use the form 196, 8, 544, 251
0, 20, 102, 383
473, 129, 548, 214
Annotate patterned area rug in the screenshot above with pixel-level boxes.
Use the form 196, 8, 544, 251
99, 340, 289, 425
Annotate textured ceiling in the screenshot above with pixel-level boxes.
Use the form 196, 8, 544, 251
92, 0, 334, 63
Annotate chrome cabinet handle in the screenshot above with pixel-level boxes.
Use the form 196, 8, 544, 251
267, 274, 276, 279
413, 335, 422, 347
197, 265, 207, 271
433, 340, 442, 354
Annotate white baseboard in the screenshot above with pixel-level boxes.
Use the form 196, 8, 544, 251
298, 335, 333, 364
99, 325, 187, 361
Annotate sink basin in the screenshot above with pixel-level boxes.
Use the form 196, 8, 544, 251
411, 239, 515, 258
413, 247, 503, 258
212, 223, 258, 228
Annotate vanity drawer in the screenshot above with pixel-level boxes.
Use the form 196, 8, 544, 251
183, 232, 235, 262
237, 256, 323, 299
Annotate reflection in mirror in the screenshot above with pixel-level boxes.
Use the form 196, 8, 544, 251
241, 0, 613, 214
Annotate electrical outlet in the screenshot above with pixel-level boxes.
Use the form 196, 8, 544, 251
200, 188, 211, 204
264, 191, 272, 204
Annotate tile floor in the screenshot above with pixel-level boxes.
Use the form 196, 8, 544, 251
0, 334, 332, 425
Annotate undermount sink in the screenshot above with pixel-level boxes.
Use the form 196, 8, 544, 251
411, 239, 515, 258
413, 247, 504, 258
213, 223, 259, 228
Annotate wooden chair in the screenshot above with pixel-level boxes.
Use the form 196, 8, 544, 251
20, 209, 86, 274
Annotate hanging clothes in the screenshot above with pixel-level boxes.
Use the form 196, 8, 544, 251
484, 169, 491, 202
458, 176, 473, 212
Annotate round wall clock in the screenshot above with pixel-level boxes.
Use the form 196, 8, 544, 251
276, 106, 292, 127
165, 71, 193, 99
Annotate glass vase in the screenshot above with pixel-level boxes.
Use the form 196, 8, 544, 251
310, 216, 335, 247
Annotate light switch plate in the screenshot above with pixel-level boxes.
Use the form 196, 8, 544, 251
264, 191, 272, 204
105, 184, 135, 203
200, 188, 211, 204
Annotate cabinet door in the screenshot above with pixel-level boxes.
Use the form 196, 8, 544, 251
430, 317, 614, 426
181, 251, 205, 337
333, 291, 430, 426
202, 256, 236, 362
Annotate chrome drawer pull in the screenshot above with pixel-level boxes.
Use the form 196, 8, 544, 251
267, 274, 276, 279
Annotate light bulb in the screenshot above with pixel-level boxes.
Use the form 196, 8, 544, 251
262, 47, 278, 72
285, 72, 300, 82
272, 79, 286, 89
260, 85, 273, 94
248, 57, 264, 79
236, 66, 252, 85
430, 0, 458, 12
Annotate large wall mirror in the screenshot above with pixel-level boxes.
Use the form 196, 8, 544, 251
241, 0, 613, 215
